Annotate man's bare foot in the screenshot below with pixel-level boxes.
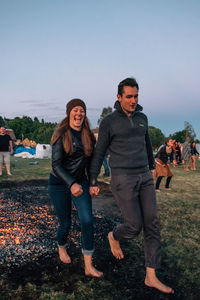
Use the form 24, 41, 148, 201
145, 273, 174, 294
155, 189, 161, 192
58, 247, 71, 264
85, 266, 103, 278
108, 232, 124, 260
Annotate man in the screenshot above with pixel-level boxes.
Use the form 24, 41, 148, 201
0, 126, 13, 176
89, 78, 173, 294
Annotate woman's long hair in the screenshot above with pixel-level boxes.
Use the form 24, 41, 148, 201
51, 116, 96, 157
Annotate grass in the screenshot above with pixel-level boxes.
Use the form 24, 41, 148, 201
0, 157, 200, 299
0, 156, 51, 182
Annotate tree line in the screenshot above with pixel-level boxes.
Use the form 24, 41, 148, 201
0, 116, 56, 144
0, 111, 198, 149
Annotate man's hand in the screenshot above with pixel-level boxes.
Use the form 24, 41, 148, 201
70, 183, 83, 197
151, 169, 156, 178
89, 186, 100, 196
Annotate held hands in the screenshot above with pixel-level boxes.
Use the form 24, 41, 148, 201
89, 186, 100, 196
70, 183, 83, 197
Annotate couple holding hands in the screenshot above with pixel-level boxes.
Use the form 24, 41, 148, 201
48, 77, 173, 294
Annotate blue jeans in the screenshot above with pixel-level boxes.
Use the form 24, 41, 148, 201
48, 179, 94, 255
103, 153, 110, 176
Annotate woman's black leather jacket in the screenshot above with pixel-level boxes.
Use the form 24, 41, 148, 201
51, 133, 91, 188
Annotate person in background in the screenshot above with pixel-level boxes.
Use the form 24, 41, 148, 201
90, 77, 173, 294
0, 126, 13, 176
175, 142, 182, 164
102, 150, 110, 177
190, 141, 199, 170
155, 138, 176, 192
48, 99, 103, 277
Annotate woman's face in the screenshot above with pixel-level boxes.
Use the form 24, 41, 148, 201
69, 106, 85, 131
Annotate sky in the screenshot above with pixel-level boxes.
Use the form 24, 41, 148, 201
0, 0, 200, 139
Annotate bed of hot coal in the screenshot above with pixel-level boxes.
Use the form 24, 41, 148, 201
0, 182, 120, 282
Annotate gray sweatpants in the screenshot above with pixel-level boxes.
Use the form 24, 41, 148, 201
111, 171, 161, 269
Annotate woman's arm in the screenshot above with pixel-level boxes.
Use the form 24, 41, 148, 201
52, 136, 76, 188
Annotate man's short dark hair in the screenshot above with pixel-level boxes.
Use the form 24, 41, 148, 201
118, 77, 139, 96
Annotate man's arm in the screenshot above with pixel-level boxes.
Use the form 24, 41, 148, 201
89, 117, 111, 187
145, 130, 155, 171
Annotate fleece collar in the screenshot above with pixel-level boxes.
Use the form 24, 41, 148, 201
114, 100, 143, 116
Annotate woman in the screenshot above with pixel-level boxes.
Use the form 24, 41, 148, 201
155, 138, 175, 192
190, 141, 199, 170
48, 98, 103, 277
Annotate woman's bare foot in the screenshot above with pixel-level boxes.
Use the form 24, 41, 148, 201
58, 247, 71, 264
107, 232, 124, 260
84, 254, 103, 277
155, 189, 161, 192
85, 266, 103, 278
145, 267, 174, 294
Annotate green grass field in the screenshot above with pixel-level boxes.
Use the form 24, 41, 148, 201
0, 157, 200, 299
0, 156, 51, 181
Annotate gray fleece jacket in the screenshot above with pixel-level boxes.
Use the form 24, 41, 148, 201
89, 101, 155, 185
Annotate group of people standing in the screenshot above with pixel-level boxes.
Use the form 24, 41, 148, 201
154, 138, 199, 191
49, 77, 174, 294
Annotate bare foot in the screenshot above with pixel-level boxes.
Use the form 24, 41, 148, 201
108, 232, 124, 260
85, 266, 103, 278
58, 248, 71, 264
165, 188, 171, 190
145, 276, 174, 294
155, 189, 161, 192
7, 173, 12, 176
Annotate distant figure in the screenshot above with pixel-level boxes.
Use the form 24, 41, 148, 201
155, 138, 175, 192
102, 151, 110, 177
190, 141, 199, 170
48, 99, 103, 277
0, 126, 13, 176
175, 142, 182, 164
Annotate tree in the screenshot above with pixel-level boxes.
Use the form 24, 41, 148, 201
6, 116, 57, 143
148, 126, 165, 150
184, 121, 196, 140
0, 116, 6, 127
98, 107, 112, 125
169, 130, 187, 143
170, 122, 196, 143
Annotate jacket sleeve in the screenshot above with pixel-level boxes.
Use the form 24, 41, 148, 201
145, 130, 155, 170
89, 117, 110, 185
52, 136, 76, 188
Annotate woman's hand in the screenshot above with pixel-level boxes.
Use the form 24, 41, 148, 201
70, 183, 83, 197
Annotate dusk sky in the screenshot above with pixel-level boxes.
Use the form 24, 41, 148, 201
0, 0, 200, 139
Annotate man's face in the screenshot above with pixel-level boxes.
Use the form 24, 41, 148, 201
117, 86, 138, 116
0, 127, 6, 134
167, 139, 174, 147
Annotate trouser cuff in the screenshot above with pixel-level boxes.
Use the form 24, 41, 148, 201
82, 249, 94, 255
58, 242, 68, 248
